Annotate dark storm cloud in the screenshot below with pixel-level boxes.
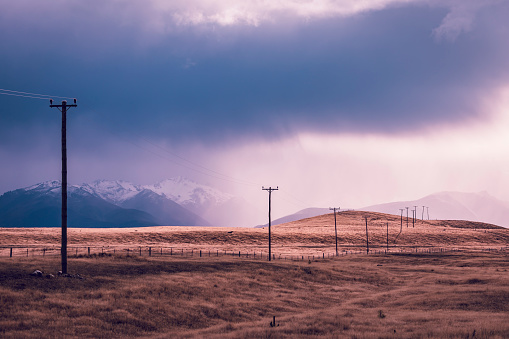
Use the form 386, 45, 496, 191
1, 0, 509, 145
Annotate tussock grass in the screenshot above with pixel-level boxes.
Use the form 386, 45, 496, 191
1, 251, 508, 338
1, 211, 508, 337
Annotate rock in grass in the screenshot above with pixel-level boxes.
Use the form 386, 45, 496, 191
30, 270, 43, 277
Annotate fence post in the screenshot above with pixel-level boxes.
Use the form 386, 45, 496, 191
88, 247, 90, 256
200, 250, 202, 257
27, 248, 29, 257
10, 248, 12, 257
149, 247, 152, 257
43, 248, 46, 257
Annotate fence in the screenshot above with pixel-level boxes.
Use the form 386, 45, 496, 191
2, 245, 507, 261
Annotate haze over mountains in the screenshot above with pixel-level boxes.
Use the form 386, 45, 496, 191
359, 191, 509, 228
0, 178, 255, 227
2, 178, 509, 229
261, 192, 509, 229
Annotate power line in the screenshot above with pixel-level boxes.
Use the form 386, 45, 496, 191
0, 88, 73, 100
111, 131, 259, 188
0, 91, 51, 100
138, 136, 259, 187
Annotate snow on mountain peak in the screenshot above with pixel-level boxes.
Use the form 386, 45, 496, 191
21, 177, 234, 209
147, 177, 233, 206
83, 180, 142, 204
24, 180, 63, 194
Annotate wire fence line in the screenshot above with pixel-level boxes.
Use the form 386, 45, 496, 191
1, 245, 507, 261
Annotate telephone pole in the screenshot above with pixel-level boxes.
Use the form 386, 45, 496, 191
262, 186, 278, 261
386, 222, 389, 251
399, 209, 403, 233
365, 216, 369, 254
329, 207, 340, 256
406, 207, 409, 228
413, 205, 418, 226
50, 99, 77, 274
422, 206, 425, 221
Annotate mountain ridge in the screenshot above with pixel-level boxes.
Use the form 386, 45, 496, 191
0, 178, 238, 227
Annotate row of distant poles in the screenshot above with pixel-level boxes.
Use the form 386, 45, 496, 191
261, 192, 434, 260
399, 206, 430, 230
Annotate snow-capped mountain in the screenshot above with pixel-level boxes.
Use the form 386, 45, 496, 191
0, 178, 253, 227
81, 180, 140, 204
82, 177, 250, 226
0, 181, 158, 227
147, 177, 233, 207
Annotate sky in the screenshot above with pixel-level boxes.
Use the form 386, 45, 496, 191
1, 0, 509, 225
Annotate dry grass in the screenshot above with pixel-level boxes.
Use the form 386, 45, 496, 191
1, 211, 508, 257
1, 211, 509, 338
1, 252, 508, 338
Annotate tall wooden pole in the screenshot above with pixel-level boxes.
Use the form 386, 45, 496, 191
61, 101, 67, 273
386, 222, 389, 251
262, 186, 278, 261
329, 207, 340, 256
50, 99, 77, 274
365, 217, 369, 254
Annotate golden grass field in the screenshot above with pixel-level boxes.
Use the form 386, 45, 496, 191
1, 211, 509, 338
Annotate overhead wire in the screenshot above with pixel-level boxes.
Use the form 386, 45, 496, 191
0, 88, 73, 100
138, 136, 260, 187
109, 129, 260, 188
4, 88, 312, 210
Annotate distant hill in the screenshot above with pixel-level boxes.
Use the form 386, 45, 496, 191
359, 191, 509, 228
256, 207, 332, 228
257, 191, 509, 229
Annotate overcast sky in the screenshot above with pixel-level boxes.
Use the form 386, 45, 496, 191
1, 0, 509, 224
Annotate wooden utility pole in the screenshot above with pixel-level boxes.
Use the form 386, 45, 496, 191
329, 207, 340, 256
399, 209, 403, 233
50, 99, 77, 274
386, 222, 389, 251
365, 217, 369, 254
262, 186, 278, 261
406, 207, 409, 228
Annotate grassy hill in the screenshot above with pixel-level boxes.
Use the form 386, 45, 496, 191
1, 212, 508, 337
